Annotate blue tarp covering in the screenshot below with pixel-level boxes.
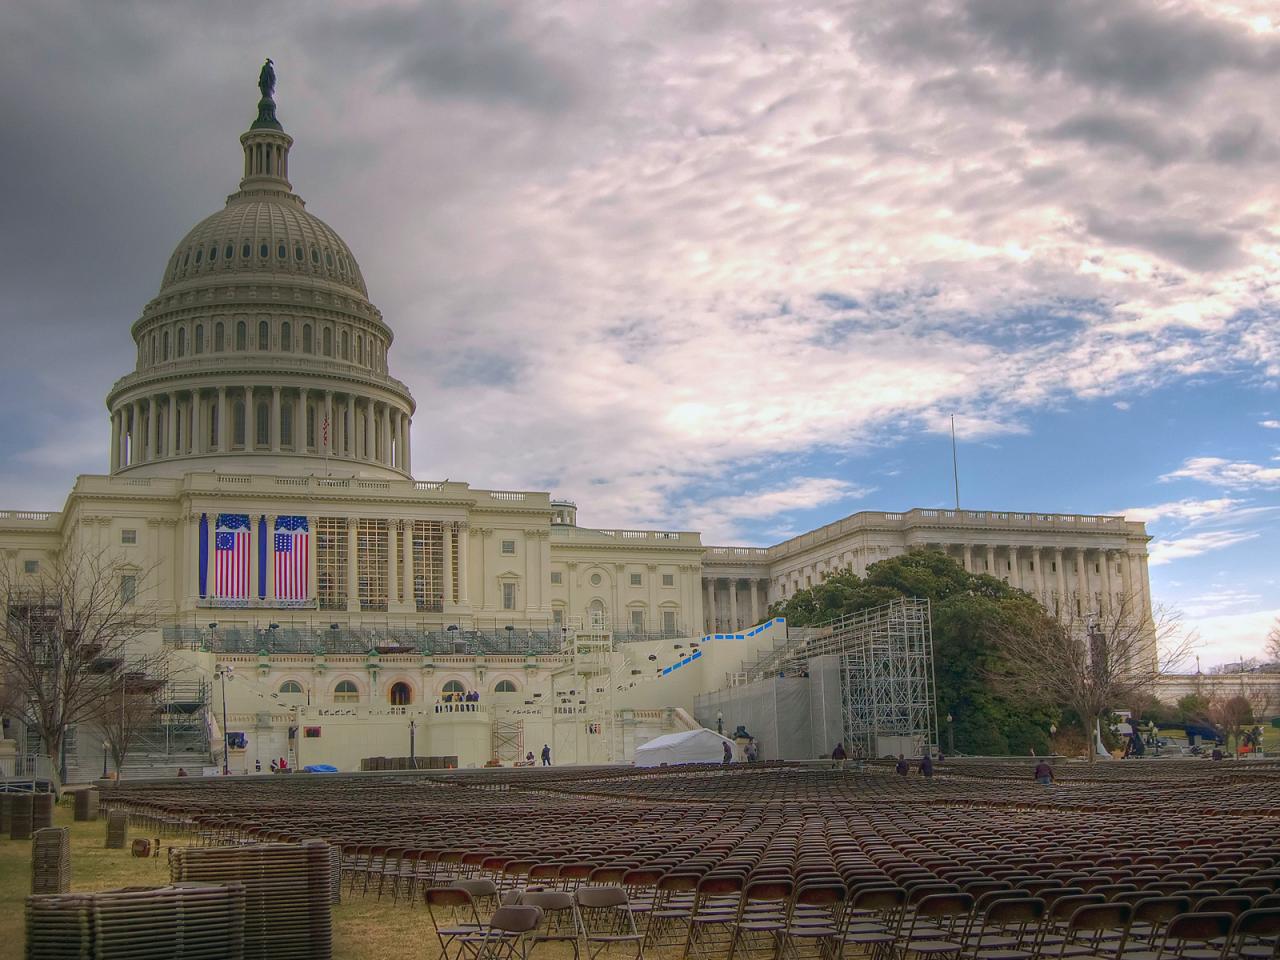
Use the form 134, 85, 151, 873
302, 764, 339, 773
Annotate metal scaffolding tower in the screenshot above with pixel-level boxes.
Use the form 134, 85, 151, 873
747, 598, 937, 758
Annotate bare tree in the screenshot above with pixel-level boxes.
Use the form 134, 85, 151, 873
94, 651, 170, 780
1266, 618, 1280, 664
0, 549, 154, 792
987, 591, 1196, 763
1209, 694, 1254, 757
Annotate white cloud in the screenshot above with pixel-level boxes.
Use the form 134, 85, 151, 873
1260, 419, 1280, 429
1113, 400, 1131, 411
1161, 456, 1280, 489
1118, 497, 1243, 524
1185, 608, 1280, 668
685, 477, 870, 544
1148, 529, 1260, 565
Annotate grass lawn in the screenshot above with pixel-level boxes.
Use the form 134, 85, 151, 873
0, 797, 445, 960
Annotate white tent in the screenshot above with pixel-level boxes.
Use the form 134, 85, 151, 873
634, 728, 734, 767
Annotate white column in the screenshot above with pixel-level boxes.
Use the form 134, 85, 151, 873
1034, 548, 1047, 602
457, 523, 470, 605
192, 393, 204, 455
166, 391, 178, 457
749, 579, 759, 625
985, 544, 995, 576
728, 579, 738, 631
1077, 548, 1091, 617
365, 400, 375, 461
403, 415, 412, 473
110, 410, 121, 471
270, 387, 281, 452
442, 521, 454, 605
299, 387, 309, 453
346, 395, 356, 457
962, 543, 973, 572
387, 520, 399, 606
401, 520, 414, 611
381, 404, 391, 464
145, 396, 158, 460
1008, 546, 1021, 589
183, 513, 198, 604
216, 387, 228, 452
325, 391, 334, 455
1101, 549, 1115, 616
705, 579, 715, 631
346, 518, 360, 612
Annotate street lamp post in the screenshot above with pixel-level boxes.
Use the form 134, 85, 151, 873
102, 740, 109, 779
409, 718, 416, 766
945, 713, 955, 756
216, 665, 233, 775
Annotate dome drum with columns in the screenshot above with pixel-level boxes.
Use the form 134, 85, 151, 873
104, 82, 414, 480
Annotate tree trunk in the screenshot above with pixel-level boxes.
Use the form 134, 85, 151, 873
1085, 714, 1098, 764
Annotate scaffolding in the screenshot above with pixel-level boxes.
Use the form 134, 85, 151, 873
745, 598, 937, 758
549, 627, 617, 764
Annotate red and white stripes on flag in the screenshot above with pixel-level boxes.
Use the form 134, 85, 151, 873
273, 515, 310, 601
214, 514, 250, 599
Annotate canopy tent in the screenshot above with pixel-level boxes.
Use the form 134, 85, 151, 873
634, 728, 735, 767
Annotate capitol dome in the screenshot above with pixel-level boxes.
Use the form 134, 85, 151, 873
105, 70, 415, 481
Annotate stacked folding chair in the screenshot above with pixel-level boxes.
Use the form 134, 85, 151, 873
32, 827, 71, 894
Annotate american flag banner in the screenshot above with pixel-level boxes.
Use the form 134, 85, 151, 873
274, 515, 310, 601
215, 514, 251, 599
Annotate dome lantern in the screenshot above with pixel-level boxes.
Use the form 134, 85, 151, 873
239, 59, 292, 194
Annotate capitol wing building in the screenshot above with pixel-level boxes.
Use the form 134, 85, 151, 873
0, 81, 1155, 777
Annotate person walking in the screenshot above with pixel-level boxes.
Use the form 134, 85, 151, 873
541, 744, 552, 766
722, 741, 733, 764
1033, 759, 1054, 785
894, 754, 909, 776
832, 743, 847, 761
920, 753, 934, 777
745, 740, 759, 763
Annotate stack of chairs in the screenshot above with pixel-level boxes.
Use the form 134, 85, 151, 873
169, 841, 333, 960
24, 883, 246, 959
104, 810, 128, 849
31, 827, 71, 894
73, 789, 99, 822
32, 792, 55, 829
10, 793, 34, 840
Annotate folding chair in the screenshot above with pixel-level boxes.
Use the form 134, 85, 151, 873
426, 886, 487, 960
472, 905, 544, 960
1226, 907, 1280, 960
725, 877, 793, 960
576, 885, 645, 960
522, 890, 581, 960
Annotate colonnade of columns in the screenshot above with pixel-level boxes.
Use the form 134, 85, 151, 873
927, 542, 1149, 619
703, 577, 771, 633
192, 514, 465, 613
111, 386, 412, 473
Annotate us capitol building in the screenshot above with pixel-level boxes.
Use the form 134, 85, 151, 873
0, 75, 1155, 776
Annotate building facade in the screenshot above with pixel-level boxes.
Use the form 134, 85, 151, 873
0, 76, 1156, 774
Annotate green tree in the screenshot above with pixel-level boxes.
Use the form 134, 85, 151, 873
771, 549, 1056, 756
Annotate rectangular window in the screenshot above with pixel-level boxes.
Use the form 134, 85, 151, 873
552, 607, 564, 626
550, 571, 562, 585
501, 539, 516, 555
630, 573, 642, 586
357, 519, 388, 612
631, 609, 645, 632
316, 517, 348, 611
662, 573, 674, 587
23, 560, 39, 574
121, 529, 137, 545
502, 582, 517, 610
662, 610, 677, 635
120, 574, 137, 605
412, 520, 445, 613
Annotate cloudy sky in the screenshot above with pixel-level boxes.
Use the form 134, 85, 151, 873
3, 0, 1279, 665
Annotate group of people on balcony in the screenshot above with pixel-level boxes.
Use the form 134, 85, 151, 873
434, 689, 482, 713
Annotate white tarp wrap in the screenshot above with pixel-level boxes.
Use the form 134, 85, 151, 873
633, 728, 734, 767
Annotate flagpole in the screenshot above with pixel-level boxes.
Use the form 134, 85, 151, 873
950, 414, 960, 511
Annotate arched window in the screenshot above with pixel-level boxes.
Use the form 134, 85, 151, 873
177, 327, 187, 357
256, 400, 269, 447
281, 401, 293, 446
194, 324, 203, 354
280, 321, 292, 352
235, 321, 247, 350
233, 399, 246, 447
494, 680, 517, 693
302, 324, 313, 353
150, 335, 156, 365
589, 600, 607, 631
341, 330, 349, 359
334, 680, 359, 703
442, 680, 465, 695
306, 404, 315, 448
278, 681, 303, 702
258, 320, 269, 350
389, 682, 412, 706
356, 336, 363, 364
162, 330, 170, 360
322, 327, 333, 357
214, 322, 224, 352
